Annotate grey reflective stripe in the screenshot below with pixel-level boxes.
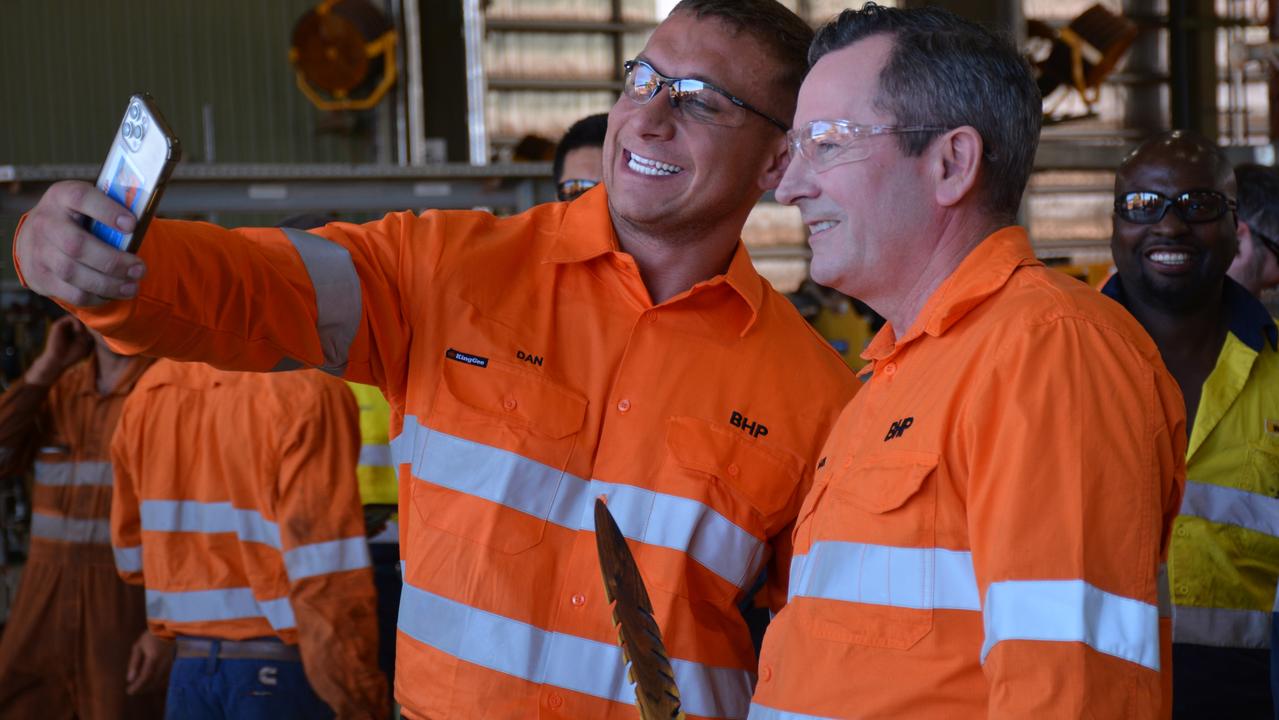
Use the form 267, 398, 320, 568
1157, 564, 1172, 619
280, 227, 362, 377
747, 703, 834, 720
1173, 604, 1271, 648
146, 587, 296, 631
981, 579, 1160, 670
397, 578, 753, 718
33, 460, 113, 487
140, 499, 282, 549
259, 596, 298, 631
283, 536, 370, 580
396, 415, 765, 590
1179, 479, 1279, 536
114, 545, 143, 573
788, 541, 981, 610
30, 511, 111, 544
359, 443, 393, 468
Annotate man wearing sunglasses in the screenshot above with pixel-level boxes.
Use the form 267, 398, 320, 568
1228, 163, 1279, 298
750, 5, 1184, 718
1103, 132, 1279, 719
11, 1, 856, 718
552, 114, 608, 202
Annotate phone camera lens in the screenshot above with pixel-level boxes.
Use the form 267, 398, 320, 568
123, 122, 135, 138
128, 104, 141, 120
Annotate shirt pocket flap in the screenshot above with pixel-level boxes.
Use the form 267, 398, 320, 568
440, 359, 587, 439
842, 450, 940, 514
666, 416, 806, 518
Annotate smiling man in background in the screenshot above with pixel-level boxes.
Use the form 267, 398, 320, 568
1103, 132, 1279, 719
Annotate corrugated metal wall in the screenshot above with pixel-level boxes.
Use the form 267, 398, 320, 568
0, 0, 379, 165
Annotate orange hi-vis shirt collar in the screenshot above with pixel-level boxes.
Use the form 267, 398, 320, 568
860, 226, 1041, 368
546, 187, 765, 334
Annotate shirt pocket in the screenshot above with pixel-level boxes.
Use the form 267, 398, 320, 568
1248, 438, 1279, 494
639, 416, 804, 603
802, 450, 940, 651
410, 357, 588, 554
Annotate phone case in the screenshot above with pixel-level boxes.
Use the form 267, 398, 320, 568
88, 93, 181, 253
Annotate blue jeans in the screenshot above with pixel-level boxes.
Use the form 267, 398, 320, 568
164, 639, 333, 720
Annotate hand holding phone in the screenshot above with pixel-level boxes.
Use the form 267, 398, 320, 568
87, 94, 181, 253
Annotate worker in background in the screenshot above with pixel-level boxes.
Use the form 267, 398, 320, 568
1229, 163, 1279, 298
12, 0, 856, 715
110, 360, 387, 720
0, 315, 165, 719
553, 113, 608, 201
751, 5, 1186, 718
1103, 131, 1279, 719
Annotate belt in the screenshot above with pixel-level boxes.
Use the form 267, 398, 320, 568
176, 637, 301, 661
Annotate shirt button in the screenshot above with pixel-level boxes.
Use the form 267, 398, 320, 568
647, 313, 658, 324
570, 593, 586, 607
842, 456, 853, 469
617, 399, 631, 413
727, 463, 740, 477
883, 363, 897, 376
503, 397, 517, 411
1176, 584, 1189, 595
547, 692, 563, 709
761, 665, 773, 682
1175, 526, 1188, 537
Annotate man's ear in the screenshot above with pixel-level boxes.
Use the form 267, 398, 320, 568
1234, 217, 1250, 258
933, 126, 984, 208
758, 132, 792, 192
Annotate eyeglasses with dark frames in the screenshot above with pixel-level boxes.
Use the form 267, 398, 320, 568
1113, 190, 1237, 225
621, 59, 789, 132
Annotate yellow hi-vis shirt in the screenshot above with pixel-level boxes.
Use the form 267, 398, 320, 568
347, 382, 397, 507
1106, 276, 1279, 649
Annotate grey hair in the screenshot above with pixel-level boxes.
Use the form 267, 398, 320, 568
809, 3, 1042, 222
1236, 163, 1279, 240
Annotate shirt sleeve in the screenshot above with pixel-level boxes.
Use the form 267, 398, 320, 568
0, 378, 55, 477
62, 210, 449, 394
276, 374, 388, 720
109, 390, 146, 584
960, 315, 1186, 719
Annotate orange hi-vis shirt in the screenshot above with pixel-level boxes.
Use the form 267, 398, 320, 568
53, 186, 856, 719
0, 353, 152, 564
110, 360, 387, 719
749, 228, 1187, 719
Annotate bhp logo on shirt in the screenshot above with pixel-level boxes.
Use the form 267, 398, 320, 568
730, 411, 769, 438
884, 417, 914, 441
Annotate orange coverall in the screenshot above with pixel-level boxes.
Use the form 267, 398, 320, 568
47, 186, 856, 718
0, 353, 163, 719
110, 360, 387, 719
750, 229, 1187, 719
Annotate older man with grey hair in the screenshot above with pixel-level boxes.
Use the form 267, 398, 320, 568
1229, 163, 1279, 298
748, 4, 1186, 718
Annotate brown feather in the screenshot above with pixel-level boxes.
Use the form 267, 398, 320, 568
594, 498, 687, 720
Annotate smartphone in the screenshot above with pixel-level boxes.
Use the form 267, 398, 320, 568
87, 94, 181, 253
